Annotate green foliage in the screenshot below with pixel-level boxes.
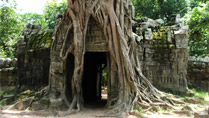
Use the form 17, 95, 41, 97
43, 0, 67, 29
101, 64, 107, 87
0, 1, 22, 58
0, 101, 3, 106
189, 0, 207, 9
189, 89, 209, 100
133, 106, 143, 115
132, 0, 188, 22
0, 0, 66, 58
185, 2, 209, 57
19, 13, 46, 27
138, 106, 144, 115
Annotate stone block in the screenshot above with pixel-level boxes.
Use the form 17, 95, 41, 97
50, 98, 63, 106
16, 98, 32, 110
31, 101, 48, 111
1, 96, 14, 105
144, 28, 153, 40
39, 96, 50, 105
194, 111, 209, 118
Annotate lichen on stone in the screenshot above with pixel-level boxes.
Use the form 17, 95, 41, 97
27, 29, 54, 50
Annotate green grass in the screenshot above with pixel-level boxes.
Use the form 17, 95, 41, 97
170, 88, 209, 104
0, 101, 3, 106
134, 106, 144, 115
189, 89, 209, 103
168, 88, 209, 100
0, 92, 14, 98
189, 89, 209, 98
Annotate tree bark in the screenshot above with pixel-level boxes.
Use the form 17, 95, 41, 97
51, 0, 169, 116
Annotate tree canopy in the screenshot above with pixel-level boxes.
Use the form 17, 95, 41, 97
0, 0, 208, 58
132, 0, 188, 23
0, 1, 21, 57
185, 1, 209, 57
0, 0, 66, 58
43, 0, 67, 29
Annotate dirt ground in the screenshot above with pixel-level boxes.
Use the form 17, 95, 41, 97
1, 103, 208, 118
0, 109, 205, 118
1, 89, 208, 118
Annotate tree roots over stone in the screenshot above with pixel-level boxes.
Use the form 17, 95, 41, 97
12, 0, 180, 117
49, 0, 179, 116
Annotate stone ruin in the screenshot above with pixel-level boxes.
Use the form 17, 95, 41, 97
2, 13, 207, 111
16, 15, 189, 95
0, 58, 17, 91
187, 56, 209, 91
17, 23, 53, 88
134, 16, 189, 92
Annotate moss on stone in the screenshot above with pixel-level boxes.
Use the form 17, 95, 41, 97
152, 26, 174, 49
26, 29, 54, 50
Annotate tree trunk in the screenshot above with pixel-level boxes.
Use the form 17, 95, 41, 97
51, 0, 168, 116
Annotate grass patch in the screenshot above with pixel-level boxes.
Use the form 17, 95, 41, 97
189, 89, 209, 99
0, 101, 4, 106
169, 88, 209, 104
189, 89, 209, 104
134, 106, 144, 115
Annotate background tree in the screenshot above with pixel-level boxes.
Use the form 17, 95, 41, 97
0, 0, 67, 58
185, 1, 209, 57
19, 13, 46, 27
0, 0, 22, 58
43, 0, 67, 29
133, 0, 188, 23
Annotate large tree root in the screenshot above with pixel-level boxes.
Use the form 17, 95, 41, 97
47, 0, 184, 116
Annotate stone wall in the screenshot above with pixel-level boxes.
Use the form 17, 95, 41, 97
133, 16, 189, 92
17, 24, 53, 88
187, 57, 209, 91
17, 17, 189, 93
0, 58, 17, 92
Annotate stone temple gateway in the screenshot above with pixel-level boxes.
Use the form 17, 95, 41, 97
49, 17, 120, 109
17, 2, 189, 110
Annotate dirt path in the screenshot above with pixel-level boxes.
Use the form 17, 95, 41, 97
0, 109, 198, 118
0, 109, 114, 118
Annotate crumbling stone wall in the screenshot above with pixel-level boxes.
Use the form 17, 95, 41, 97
187, 57, 209, 91
0, 58, 17, 91
133, 16, 189, 92
17, 24, 53, 88
17, 16, 189, 93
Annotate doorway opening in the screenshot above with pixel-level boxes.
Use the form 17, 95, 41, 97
82, 52, 108, 109
65, 53, 74, 103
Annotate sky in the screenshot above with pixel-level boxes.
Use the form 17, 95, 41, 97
16, 0, 48, 14
0, 0, 64, 14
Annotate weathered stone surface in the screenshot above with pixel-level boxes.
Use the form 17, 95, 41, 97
16, 98, 32, 110
39, 96, 50, 105
50, 98, 63, 106
48, 98, 67, 111
144, 28, 153, 40
17, 24, 53, 87
16, 15, 191, 111
1, 96, 14, 105
187, 56, 209, 91
194, 111, 209, 118
182, 105, 194, 111
17, 16, 190, 95
134, 16, 189, 92
0, 58, 17, 68
31, 101, 48, 111
183, 98, 201, 104
0, 65, 17, 87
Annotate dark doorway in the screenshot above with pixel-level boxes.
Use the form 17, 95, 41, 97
82, 52, 108, 108
66, 53, 74, 103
